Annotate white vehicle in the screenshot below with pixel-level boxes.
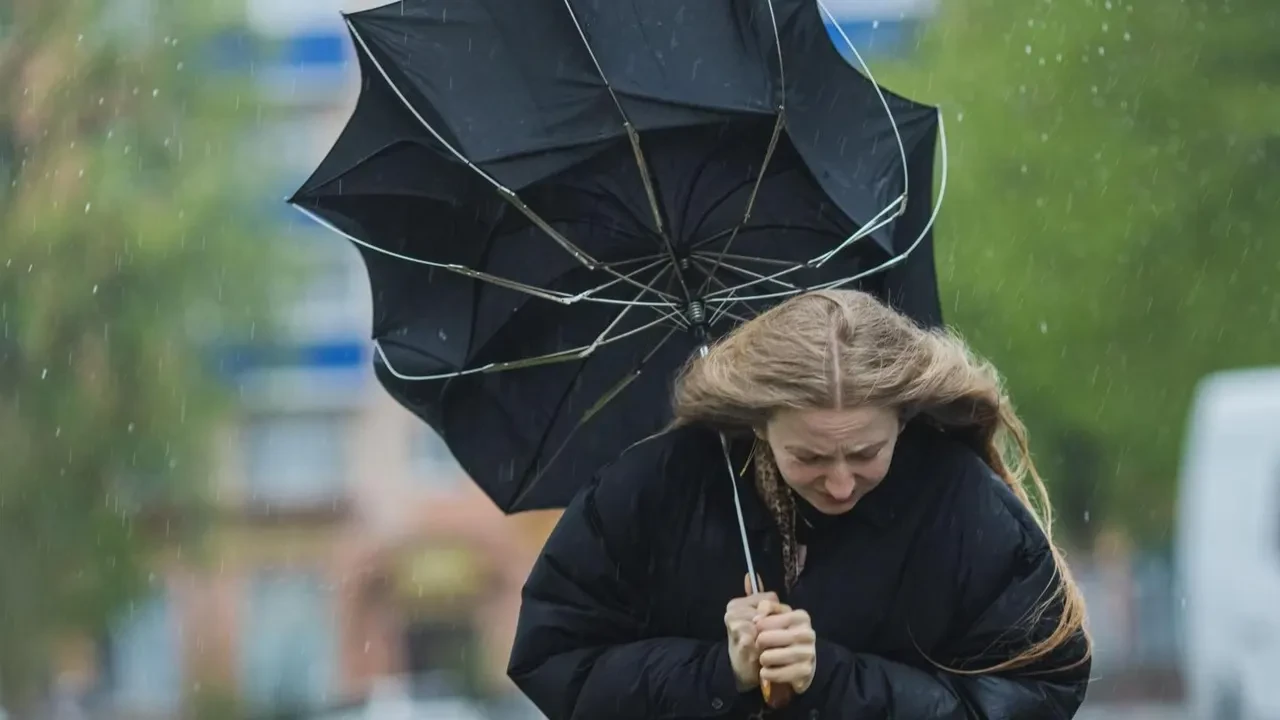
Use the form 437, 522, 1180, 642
1177, 367, 1280, 720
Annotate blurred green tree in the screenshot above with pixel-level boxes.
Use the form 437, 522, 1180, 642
887, 0, 1280, 542
0, 0, 275, 710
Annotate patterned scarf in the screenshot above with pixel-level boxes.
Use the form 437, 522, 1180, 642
751, 443, 802, 591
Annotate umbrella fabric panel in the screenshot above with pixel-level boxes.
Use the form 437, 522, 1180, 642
347, 0, 774, 190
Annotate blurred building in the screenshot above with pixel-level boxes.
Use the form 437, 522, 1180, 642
55, 2, 556, 718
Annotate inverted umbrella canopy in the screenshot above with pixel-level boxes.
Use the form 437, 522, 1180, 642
289, 0, 947, 513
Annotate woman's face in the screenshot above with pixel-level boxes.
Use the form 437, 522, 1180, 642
763, 406, 901, 515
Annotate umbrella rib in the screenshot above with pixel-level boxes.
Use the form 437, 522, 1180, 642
693, 109, 786, 297
691, 251, 800, 269
688, 256, 771, 326
705, 114, 951, 307
293, 203, 679, 308
375, 265, 688, 383
374, 307, 683, 382
638, 262, 691, 327
508, 320, 682, 510
590, 260, 691, 331
816, 0, 912, 214
688, 223, 822, 253
693, 0, 787, 299
564, 255, 686, 308
558, 0, 695, 305
810, 196, 903, 267
343, 19, 675, 309
596, 253, 670, 268
763, 0, 788, 104
693, 254, 799, 292
698, 0, 938, 311
700, 196, 902, 303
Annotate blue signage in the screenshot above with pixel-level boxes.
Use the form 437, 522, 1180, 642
218, 341, 367, 377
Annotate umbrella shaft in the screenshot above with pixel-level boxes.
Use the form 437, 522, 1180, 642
718, 431, 761, 595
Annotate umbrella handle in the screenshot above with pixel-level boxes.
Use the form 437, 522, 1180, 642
746, 572, 793, 709
756, 579, 793, 710
762, 679, 794, 709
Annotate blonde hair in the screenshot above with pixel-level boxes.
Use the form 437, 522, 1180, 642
671, 289, 1089, 674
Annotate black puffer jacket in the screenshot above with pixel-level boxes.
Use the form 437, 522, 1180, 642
508, 420, 1091, 719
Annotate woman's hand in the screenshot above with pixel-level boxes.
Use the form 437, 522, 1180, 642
755, 606, 817, 694
724, 575, 784, 691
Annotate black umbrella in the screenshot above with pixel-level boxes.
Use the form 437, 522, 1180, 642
289, 0, 946, 608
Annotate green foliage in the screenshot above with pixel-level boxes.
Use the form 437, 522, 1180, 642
0, 0, 277, 706
884, 0, 1280, 541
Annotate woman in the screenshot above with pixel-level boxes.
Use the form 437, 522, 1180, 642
507, 290, 1092, 719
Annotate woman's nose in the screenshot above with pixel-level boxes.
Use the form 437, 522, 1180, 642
825, 464, 858, 501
